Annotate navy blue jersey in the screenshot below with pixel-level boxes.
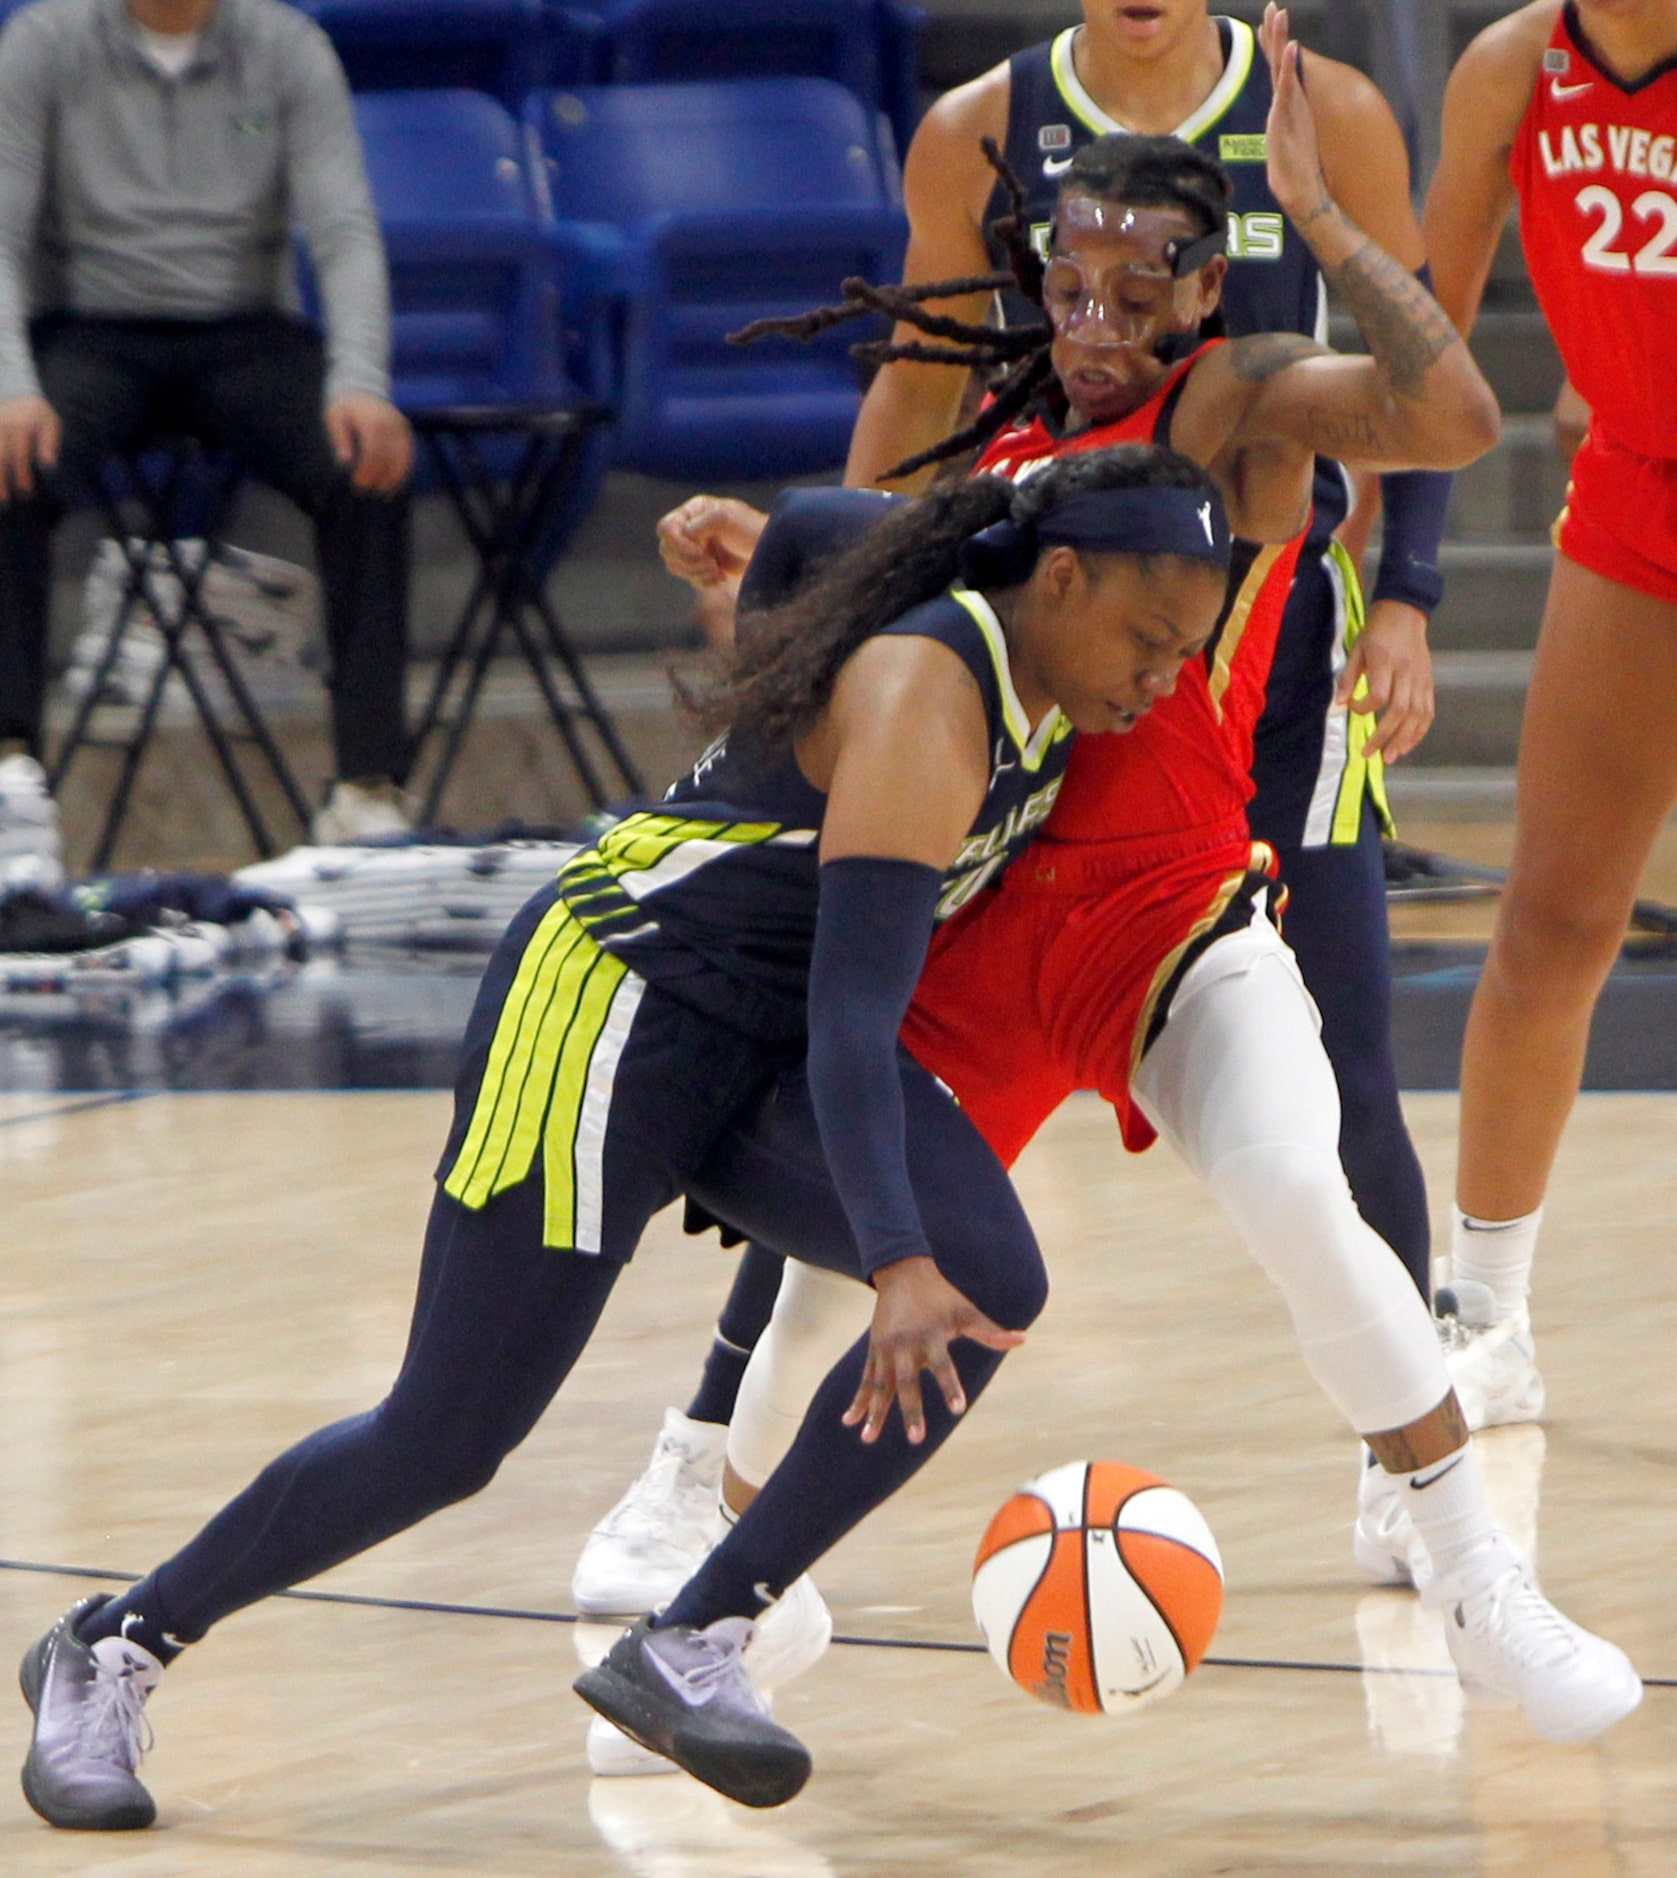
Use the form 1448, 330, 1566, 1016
984, 16, 1346, 545
557, 551, 1072, 1043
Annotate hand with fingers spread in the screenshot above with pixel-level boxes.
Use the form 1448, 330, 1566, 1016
1259, 4, 1331, 232
656, 494, 767, 600
0, 395, 59, 499
842, 1255, 1026, 1446
1337, 599, 1436, 761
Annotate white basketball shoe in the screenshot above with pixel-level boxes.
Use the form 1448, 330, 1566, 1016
1437, 1281, 1545, 1432
1352, 1450, 1431, 1591
1428, 1533, 1642, 1743
572, 1410, 729, 1618
0, 753, 65, 895
586, 1573, 833, 1777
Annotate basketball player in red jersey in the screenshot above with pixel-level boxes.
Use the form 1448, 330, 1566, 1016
596, 11, 1642, 1754
619, 6, 1451, 1569
1424, 0, 1677, 1430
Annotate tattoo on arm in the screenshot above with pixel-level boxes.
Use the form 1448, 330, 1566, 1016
1324, 237, 1458, 398
1227, 332, 1326, 384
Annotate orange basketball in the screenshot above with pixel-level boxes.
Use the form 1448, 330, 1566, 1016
971, 1460, 1223, 1714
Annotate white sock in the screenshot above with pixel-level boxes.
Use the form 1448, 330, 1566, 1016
1395, 1441, 1495, 1585
1450, 1205, 1542, 1317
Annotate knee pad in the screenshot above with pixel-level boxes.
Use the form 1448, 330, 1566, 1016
1205, 1142, 1449, 1434
727, 1263, 873, 1489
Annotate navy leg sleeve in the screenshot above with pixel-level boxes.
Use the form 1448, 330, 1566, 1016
686, 1242, 787, 1426
1276, 798, 1432, 1301
89, 1180, 621, 1649
667, 1057, 1047, 1627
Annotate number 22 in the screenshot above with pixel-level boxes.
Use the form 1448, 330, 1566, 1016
1577, 185, 1677, 277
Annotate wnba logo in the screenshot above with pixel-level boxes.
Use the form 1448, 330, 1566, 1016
1037, 1631, 1075, 1707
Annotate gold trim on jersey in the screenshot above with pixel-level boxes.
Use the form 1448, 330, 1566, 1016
441, 898, 644, 1249
1127, 842, 1273, 1083
1048, 17, 1256, 146
1208, 542, 1287, 720
949, 585, 1071, 771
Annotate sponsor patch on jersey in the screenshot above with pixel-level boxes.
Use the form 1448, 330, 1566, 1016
1219, 133, 1268, 163
1038, 123, 1073, 152
1544, 47, 1571, 75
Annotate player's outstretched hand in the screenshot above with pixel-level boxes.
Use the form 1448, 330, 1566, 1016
1259, 4, 1330, 232
843, 1255, 1025, 1447
656, 494, 768, 599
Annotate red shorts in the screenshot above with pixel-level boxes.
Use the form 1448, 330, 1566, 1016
901, 830, 1279, 1167
1556, 426, 1677, 606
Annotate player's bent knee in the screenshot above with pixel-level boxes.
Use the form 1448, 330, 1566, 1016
1205, 1142, 1446, 1431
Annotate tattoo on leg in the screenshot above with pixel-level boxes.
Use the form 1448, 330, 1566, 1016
1365, 1392, 1470, 1473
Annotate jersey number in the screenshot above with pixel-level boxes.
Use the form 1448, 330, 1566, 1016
1576, 184, 1677, 277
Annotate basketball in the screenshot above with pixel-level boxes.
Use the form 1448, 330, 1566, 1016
971, 1460, 1223, 1714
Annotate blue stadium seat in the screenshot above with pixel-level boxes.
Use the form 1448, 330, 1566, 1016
562, 0, 924, 163
297, 0, 575, 108
527, 78, 908, 479
344, 89, 571, 412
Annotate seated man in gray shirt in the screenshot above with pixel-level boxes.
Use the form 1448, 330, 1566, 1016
0, 0, 415, 870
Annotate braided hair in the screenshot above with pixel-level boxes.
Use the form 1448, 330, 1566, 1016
731, 133, 1234, 481
692, 442, 1222, 754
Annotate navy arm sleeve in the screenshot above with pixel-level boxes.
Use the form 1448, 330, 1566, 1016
805, 855, 943, 1279
1371, 267, 1452, 616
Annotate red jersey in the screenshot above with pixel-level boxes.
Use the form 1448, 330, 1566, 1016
974, 346, 1305, 851
1511, 5, 1677, 459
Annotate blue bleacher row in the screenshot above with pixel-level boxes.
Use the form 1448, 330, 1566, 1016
334, 77, 909, 483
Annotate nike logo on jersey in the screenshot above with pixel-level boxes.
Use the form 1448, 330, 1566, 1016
753, 1581, 777, 1607
1197, 500, 1215, 544
1042, 154, 1075, 178
1408, 1453, 1466, 1492
1551, 79, 1592, 103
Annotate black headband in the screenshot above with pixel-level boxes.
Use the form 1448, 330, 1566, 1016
958, 484, 1232, 590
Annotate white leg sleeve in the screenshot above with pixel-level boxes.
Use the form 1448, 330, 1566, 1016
726, 1260, 876, 1490
1132, 920, 1448, 1435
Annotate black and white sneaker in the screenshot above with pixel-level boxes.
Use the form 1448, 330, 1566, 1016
574, 1614, 812, 1808
20, 1595, 161, 1830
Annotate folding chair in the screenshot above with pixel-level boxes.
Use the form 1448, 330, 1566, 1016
48, 443, 314, 868
528, 77, 909, 479
346, 90, 636, 820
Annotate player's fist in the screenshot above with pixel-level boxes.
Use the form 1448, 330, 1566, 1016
657, 494, 767, 598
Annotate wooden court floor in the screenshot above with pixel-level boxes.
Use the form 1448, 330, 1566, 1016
0, 1088, 1672, 1875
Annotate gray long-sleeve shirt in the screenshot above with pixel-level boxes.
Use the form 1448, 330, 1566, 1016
0, 0, 391, 405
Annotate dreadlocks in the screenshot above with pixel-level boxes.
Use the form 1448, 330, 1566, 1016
729, 133, 1235, 481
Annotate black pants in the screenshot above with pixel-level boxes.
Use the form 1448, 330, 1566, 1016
0, 312, 410, 783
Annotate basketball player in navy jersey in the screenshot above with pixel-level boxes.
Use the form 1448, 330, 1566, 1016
17, 446, 1236, 1825
582, 0, 1454, 1625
